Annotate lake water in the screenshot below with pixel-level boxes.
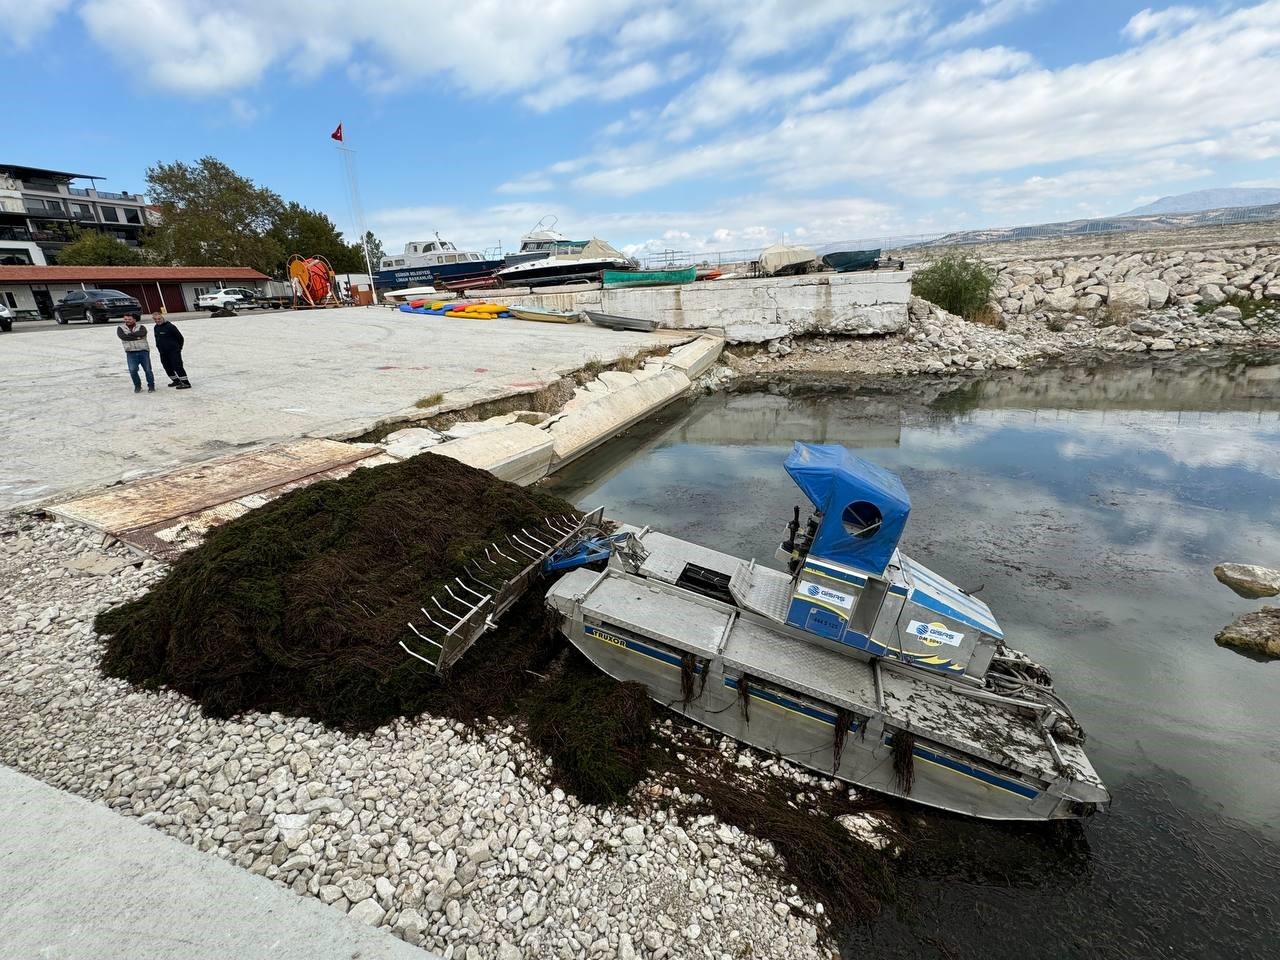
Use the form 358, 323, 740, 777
544, 352, 1280, 959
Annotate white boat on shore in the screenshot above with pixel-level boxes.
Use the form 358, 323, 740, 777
382, 286, 456, 303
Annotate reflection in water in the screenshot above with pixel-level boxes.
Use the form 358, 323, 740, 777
544, 352, 1280, 959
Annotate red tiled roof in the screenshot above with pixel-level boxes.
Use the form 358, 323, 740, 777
0, 265, 270, 283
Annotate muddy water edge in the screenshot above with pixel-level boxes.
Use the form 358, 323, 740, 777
542, 349, 1280, 960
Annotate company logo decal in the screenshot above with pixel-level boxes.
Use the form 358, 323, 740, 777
907, 619, 964, 647
797, 580, 855, 610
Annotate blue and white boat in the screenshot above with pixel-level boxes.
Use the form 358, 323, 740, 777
375, 236, 502, 291
544, 443, 1110, 821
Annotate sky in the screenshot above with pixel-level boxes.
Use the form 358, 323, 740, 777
4, 0, 1280, 261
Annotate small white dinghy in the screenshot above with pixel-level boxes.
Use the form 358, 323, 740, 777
509, 305, 582, 324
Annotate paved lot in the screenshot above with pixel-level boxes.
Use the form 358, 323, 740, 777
0, 764, 434, 960
0, 306, 660, 510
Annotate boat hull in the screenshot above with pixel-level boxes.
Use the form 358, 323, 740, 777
545, 529, 1109, 822
561, 616, 1069, 820
583, 310, 656, 332
822, 249, 881, 272
510, 306, 581, 323
603, 267, 696, 288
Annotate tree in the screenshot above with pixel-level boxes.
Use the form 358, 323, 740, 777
55, 230, 150, 266
267, 202, 366, 273
145, 157, 284, 274
360, 230, 384, 269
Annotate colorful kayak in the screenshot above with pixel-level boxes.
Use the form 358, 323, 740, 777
603, 267, 697, 288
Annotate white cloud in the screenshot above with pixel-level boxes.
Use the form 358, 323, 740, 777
76, 0, 647, 95
927, 0, 1046, 49
1123, 5, 1205, 41
843, 2, 935, 51
0, 0, 71, 45
494, 177, 553, 196
797, 62, 909, 111
964, 159, 1209, 216
366, 194, 899, 261
660, 67, 829, 140
567, 5, 1280, 200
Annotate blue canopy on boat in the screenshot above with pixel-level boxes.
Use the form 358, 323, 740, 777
784, 442, 911, 575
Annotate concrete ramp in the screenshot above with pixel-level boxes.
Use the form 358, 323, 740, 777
0, 765, 434, 960
49, 439, 386, 559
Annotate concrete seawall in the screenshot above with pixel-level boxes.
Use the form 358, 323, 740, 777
382, 337, 727, 485
482, 271, 910, 343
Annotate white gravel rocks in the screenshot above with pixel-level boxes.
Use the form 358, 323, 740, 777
0, 519, 824, 959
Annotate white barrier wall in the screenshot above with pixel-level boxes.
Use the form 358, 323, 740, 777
485, 271, 910, 343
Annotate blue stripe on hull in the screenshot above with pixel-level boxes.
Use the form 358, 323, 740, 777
723, 677, 857, 729
884, 733, 1039, 800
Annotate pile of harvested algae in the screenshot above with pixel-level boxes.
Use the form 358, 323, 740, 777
95, 453, 579, 729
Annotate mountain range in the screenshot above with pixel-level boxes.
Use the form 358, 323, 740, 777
1120, 188, 1280, 216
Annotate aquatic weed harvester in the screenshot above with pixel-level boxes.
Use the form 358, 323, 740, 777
403, 443, 1110, 821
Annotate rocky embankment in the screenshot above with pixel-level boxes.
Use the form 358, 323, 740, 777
988, 244, 1280, 320
728, 294, 1277, 378
0, 521, 828, 960
729, 234, 1280, 376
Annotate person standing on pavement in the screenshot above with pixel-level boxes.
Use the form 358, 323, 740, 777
116, 313, 155, 393
152, 312, 190, 389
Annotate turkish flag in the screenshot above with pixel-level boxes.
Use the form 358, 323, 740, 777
330, 123, 343, 142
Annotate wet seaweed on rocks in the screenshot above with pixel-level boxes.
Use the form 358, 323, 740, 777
93, 453, 579, 730
675, 740, 905, 936
526, 670, 655, 805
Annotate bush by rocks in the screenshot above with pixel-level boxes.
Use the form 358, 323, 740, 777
910, 254, 996, 320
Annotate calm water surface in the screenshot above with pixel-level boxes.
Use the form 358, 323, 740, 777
544, 353, 1280, 959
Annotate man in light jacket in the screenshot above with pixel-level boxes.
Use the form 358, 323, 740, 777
116, 313, 155, 393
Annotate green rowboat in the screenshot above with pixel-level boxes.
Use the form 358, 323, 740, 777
603, 267, 697, 288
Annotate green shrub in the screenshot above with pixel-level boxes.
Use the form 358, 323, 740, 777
1195, 292, 1265, 320
911, 255, 996, 319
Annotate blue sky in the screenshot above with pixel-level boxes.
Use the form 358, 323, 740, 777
5, 0, 1280, 259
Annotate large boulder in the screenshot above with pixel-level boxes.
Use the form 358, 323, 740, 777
1042, 286, 1078, 312
1106, 281, 1150, 310
1145, 278, 1171, 308
1214, 563, 1280, 599
1062, 263, 1090, 288
1215, 606, 1280, 660
1198, 284, 1226, 306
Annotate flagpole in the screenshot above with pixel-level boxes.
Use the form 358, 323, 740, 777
333, 124, 378, 303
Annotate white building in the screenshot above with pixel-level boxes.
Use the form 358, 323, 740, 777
0, 163, 153, 266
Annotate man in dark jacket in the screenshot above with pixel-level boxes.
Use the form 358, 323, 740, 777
152, 312, 190, 389
116, 314, 154, 392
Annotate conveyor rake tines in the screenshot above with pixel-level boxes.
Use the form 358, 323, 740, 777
401, 510, 600, 674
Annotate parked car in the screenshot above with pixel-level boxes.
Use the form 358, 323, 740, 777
0, 302, 13, 333
195, 287, 258, 311
54, 289, 143, 324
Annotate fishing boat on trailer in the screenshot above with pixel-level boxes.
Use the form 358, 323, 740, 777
543, 444, 1110, 821
375, 236, 502, 292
